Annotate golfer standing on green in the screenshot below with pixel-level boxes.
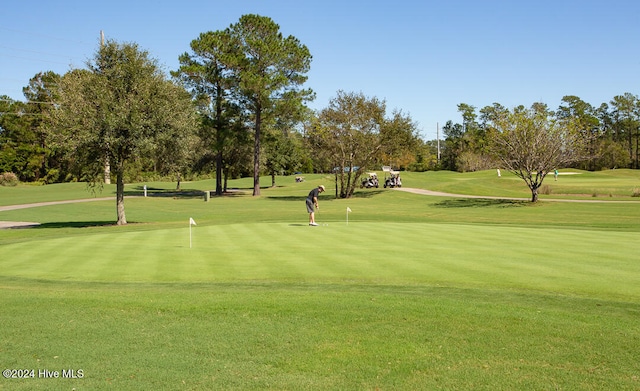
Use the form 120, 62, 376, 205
306, 185, 325, 226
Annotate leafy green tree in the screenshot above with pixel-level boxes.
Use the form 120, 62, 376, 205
556, 95, 601, 170
263, 130, 299, 187
263, 99, 311, 186
0, 101, 47, 182
479, 103, 509, 125
610, 93, 640, 168
174, 30, 240, 196
594, 102, 629, 169
308, 91, 418, 198
458, 103, 479, 133
224, 14, 314, 196
379, 109, 421, 170
440, 120, 463, 171
22, 72, 63, 182
303, 113, 333, 173
0, 97, 26, 175
49, 41, 197, 225
441, 103, 495, 173
455, 103, 496, 171
0, 72, 62, 183
407, 139, 438, 172
309, 91, 385, 198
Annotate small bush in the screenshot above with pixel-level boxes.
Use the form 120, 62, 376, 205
539, 185, 552, 195
632, 188, 640, 197
0, 172, 19, 186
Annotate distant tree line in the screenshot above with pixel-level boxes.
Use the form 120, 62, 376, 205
440, 94, 640, 173
2, 76, 639, 185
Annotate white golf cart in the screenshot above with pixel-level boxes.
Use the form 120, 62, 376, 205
382, 166, 402, 188
360, 172, 379, 188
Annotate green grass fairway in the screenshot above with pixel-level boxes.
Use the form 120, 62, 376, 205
1, 171, 640, 390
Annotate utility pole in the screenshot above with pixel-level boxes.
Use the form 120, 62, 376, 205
101, 30, 111, 185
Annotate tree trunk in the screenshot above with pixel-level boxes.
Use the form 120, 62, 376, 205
215, 150, 223, 196
530, 186, 539, 203
215, 83, 224, 196
116, 171, 127, 225
253, 106, 261, 196
104, 154, 111, 185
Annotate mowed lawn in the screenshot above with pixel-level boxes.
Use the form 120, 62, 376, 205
1, 171, 640, 390
2, 222, 640, 300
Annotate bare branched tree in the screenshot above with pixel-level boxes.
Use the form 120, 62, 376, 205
489, 103, 589, 202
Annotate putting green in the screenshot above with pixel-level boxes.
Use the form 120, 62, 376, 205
1, 222, 638, 301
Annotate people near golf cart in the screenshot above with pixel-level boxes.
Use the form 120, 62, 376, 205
306, 185, 325, 226
361, 172, 379, 188
384, 172, 402, 188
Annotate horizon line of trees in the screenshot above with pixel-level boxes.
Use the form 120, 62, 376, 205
4, 88, 639, 180
441, 94, 640, 173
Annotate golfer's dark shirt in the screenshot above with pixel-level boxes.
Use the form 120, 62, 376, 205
307, 188, 320, 200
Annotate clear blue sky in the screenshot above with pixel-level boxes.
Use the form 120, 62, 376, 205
1, 0, 639, 140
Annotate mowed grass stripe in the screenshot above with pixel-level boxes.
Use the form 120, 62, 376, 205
207, 223, 275, 280
8, 236, 83, 277
1, 222, 639, 299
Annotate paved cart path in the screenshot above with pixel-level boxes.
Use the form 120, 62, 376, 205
394, 187, 640, 203
394, 187, 529, 200
0, 197, 113, 229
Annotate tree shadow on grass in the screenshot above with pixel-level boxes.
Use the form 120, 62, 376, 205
124, 186, 205, 199
34, 221, 125, 229
267, 195, 307, 202
267, 189, 386, 202
433, 198, 529, 208
125, 186, 252, 198
351, 189, 386, 198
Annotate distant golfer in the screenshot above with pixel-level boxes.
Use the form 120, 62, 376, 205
306, 185, 325, 226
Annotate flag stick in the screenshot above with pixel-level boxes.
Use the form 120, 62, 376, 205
189, 217, 197, 248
